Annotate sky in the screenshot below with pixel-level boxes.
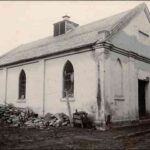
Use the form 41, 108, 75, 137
0, 1, 150, 56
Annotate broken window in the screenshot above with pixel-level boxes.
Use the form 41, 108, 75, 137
19, 70, 26, 99
63, 61, 74, 98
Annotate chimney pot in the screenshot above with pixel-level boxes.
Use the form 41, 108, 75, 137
62, 15, 70, 21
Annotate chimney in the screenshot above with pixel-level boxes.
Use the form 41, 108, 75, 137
53, 15, 79, 37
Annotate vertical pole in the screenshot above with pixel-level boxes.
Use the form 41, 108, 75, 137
42, 60, 46, 116
4, 68, 8, 105
66, 91, 73, 124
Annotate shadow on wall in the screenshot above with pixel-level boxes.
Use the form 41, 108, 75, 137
110, 30, 150, 59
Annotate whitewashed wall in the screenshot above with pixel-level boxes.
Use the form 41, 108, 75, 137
104, 53, 138, 122
0, 61, 44, 114
0, 51, 97, 120
44, 51, 97, 119
110, 10, 150, 58
0, 69, 6, 104
105, 9, 150, 122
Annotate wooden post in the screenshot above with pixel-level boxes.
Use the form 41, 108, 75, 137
66, 91, 73, 125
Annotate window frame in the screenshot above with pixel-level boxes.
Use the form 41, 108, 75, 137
63, 61, 74, 98
19, 70, 26, 100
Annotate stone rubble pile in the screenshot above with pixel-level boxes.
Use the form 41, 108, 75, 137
0, 104, 70, 129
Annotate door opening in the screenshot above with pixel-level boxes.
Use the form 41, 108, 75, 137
138, 80, 148, 119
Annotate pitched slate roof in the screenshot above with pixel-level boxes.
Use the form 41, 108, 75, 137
0, 3, 147, 67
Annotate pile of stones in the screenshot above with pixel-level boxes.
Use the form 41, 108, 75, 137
0, 104, 70, 129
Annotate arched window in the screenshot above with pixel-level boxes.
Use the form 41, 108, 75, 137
115, 59, 123, 96
63, 61, 74, 98
19, 70, 26, 99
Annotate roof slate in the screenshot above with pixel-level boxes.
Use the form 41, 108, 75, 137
0, 3, 147, 66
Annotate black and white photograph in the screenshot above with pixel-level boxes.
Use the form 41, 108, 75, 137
0, 1, 150, 149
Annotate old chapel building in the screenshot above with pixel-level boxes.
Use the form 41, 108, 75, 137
0, 3, 150, 128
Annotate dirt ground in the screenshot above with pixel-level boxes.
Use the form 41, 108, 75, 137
0, 124, 150, 150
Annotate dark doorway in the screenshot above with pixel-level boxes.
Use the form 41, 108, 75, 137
138, 80, 147, 119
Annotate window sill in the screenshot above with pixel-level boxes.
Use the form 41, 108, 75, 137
17, 99, 26, 103
114, 96, 124, 101
60, 97, 75, 102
